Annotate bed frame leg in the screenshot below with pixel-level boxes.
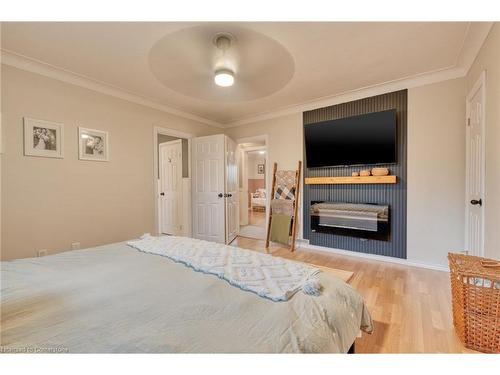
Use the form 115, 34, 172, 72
347, 342, 355, 354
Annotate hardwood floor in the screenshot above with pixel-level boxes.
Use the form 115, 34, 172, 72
248, 209, 266, 226
231, 236, 473, 353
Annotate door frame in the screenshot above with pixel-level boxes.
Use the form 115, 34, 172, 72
465, 70, 486, 256
236, 135, 269, 229
153, 126, 194, 236
225, 136, 240, 244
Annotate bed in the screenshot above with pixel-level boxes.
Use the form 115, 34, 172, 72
0, 238, 373, 353
250, 188, 267, 211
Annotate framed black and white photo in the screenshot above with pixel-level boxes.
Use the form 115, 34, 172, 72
257, 164, 265, 174
24, 117, 64, 158
78, 127, 109, 161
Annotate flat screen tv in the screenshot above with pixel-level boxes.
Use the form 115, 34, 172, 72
304, 109, 397, 168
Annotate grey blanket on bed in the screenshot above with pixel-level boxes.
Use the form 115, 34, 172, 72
1, 242, 373, 353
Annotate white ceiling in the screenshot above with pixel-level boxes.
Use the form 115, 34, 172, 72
0, 22, 488, 126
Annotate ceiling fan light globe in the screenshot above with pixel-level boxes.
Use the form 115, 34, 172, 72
214, 70, 234, 87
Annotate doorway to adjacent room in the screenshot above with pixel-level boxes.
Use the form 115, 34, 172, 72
237, 136, 268, 240
153, 127, 193, 237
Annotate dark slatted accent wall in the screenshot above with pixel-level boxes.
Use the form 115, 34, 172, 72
303, 90, 407, 259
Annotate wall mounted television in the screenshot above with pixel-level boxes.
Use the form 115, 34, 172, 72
304, 109, 397, 168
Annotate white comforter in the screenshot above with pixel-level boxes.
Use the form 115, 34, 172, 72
1, 241, 373, 353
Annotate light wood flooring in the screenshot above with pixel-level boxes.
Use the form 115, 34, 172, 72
230, 236, 473, 353
248, 209, 266, 226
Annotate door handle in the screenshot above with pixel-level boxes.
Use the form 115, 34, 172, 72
218, 193, 224, 198
227, 193, 232, 198
160, 192, 165, 196
470, 199, 482, 206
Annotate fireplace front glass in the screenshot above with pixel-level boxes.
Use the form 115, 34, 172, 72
310, 201, 390, 241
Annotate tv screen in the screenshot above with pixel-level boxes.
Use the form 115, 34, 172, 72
304, 109, 397, 168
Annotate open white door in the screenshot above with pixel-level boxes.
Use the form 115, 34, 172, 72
225, 136, 239, 243
465, 72, 486, 256
159, 140, 183, 235
192, 134, 226, 243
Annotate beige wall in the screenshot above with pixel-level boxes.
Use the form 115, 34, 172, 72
226, 113, 303, 173
1, 65, 219, 260
225, 113, 303, 235
407, 78, 466, 266
0, 25, 3, 261
4, 36, 493, 266
226, 80, 467, 268
466, 23, 500, 260
247, 153, 266, 180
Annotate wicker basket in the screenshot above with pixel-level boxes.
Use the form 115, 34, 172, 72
448, 253, 500, 353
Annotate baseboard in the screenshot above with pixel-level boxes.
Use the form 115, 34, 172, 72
296, 239, 449, 272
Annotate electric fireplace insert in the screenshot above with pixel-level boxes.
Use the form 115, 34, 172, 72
310, 201, 390, 241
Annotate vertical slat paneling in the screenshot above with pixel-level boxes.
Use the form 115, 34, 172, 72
303, 89, 407, 259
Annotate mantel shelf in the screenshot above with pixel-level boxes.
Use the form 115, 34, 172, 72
304, 175, 397, 185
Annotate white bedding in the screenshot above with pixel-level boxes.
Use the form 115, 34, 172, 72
127, 235, 321, 301
251, 197, 266, 207
1, 240, 373, 353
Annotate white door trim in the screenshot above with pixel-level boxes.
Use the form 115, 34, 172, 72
465, 70, 486, 256
225, 136, 240, 244
239, 148, 249, 226
153, 126, 194, 236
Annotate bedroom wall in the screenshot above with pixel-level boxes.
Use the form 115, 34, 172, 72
466, 23, 500, 260
0, 25, 2, 259
225, 113, 304, 235
247, 153, 266, 180
1, 65, 219, 260
406, 78, 466, 266
225, 78, 466, 268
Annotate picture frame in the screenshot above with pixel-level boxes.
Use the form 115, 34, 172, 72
78, 127, 109, 162
257, 164, 265, 174
24, 117, 64, 159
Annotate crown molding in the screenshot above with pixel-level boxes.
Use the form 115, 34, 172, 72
456, 22, 494, 74
224, 65, 466, 127
0, 49, 224, 129
224, 22, 494, 128
2, 22, 493, 130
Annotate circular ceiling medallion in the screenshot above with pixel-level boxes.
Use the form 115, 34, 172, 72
149, 25, 295, 102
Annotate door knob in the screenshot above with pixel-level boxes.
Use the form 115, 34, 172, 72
218, 193, 224, 198
470, 199, 482, 206
160, 192, 165, 196
227, 193, 232, 197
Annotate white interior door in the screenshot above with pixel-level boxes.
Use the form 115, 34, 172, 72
159, 140, 183, 235
192, 134, 226, 243
239, 148, 249, 226
465, 72, 486, 256
225, 136, 239, 243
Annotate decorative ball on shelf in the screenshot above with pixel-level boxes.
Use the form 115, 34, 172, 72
352, 171, 359, 177
371, 167, 390, 176
359, 169, 371, 176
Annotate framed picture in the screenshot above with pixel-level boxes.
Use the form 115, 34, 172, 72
78, 127, 109, 161
24, 117, 64, 158
257, 164, 265, 174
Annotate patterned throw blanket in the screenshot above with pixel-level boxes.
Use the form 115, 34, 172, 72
127, 235, 321, 302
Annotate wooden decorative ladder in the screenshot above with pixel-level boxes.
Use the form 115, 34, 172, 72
265, 161, 302, 252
